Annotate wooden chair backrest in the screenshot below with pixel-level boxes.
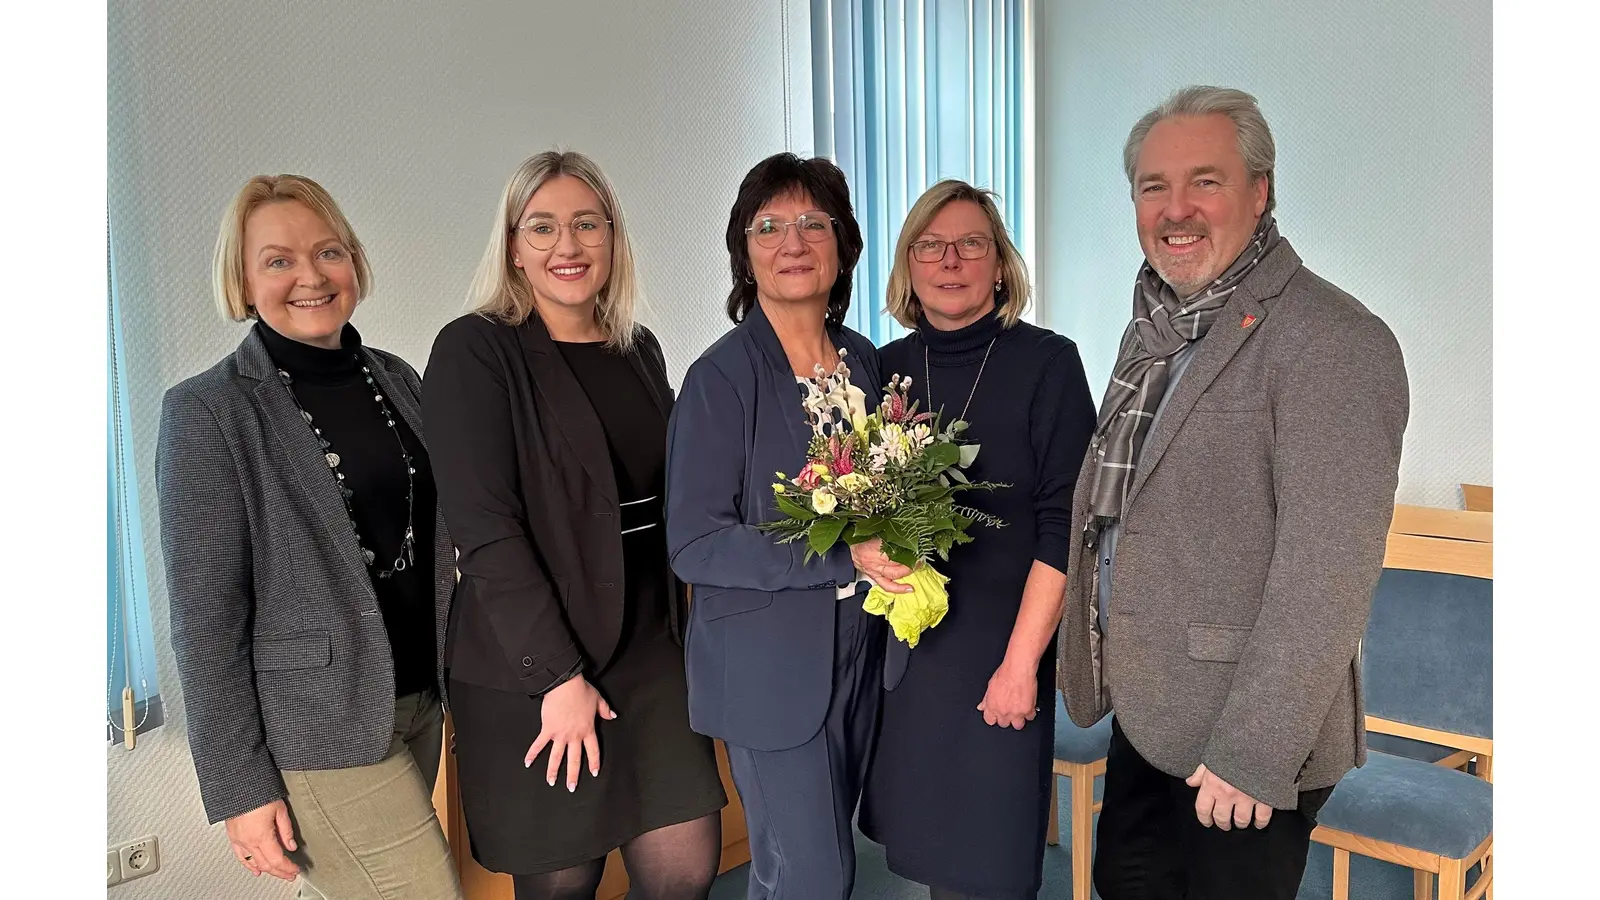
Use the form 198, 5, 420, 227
1383, 503, 1492, 579
1461, 483, 1493, 512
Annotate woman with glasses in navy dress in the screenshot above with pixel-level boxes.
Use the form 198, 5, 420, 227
858, 180, 1097, 900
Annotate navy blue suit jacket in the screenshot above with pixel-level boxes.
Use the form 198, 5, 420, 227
665, 301, 882, 751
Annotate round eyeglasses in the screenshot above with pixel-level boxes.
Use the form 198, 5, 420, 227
745, 211, 837, 248
512, 214, 612, 251
909, 236, 994, 263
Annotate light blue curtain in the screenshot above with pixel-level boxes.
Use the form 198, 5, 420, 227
108, 231, 160, 730
811, 0, 1029, 345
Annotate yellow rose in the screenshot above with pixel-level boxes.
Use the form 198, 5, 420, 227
862, 565, 950, 648
772, 483, 786, 494
811, 488, 839, 514
838, 472, 870, 492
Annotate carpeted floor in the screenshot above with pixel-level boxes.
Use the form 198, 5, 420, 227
708, 773, 1429, 899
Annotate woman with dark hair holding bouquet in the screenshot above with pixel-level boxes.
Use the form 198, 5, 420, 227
664, 152, 901, 900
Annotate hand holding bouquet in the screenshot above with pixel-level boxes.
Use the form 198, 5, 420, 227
759, 350, 1006, 646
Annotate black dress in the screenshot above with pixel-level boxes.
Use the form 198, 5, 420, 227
859, 309, 1097, 898
448, 340, 726, 875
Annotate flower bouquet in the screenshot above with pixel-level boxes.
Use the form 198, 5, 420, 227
759, 350, 1006, 647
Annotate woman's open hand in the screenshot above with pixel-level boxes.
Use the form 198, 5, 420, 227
526, 675, 616, 792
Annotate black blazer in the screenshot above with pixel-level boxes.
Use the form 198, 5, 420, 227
422, 312, 679, 695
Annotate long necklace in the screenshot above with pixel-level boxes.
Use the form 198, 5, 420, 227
925, 335, 998, 425
277, 355, 416, 579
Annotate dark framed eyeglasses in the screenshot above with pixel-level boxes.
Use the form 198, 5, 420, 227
745, 210, 837, 248
909, 236, 994, 263
511, 214, 612, 251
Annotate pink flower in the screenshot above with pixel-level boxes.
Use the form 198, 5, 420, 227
796, 463, 824, 490
829, 437, 855, 476
889, 391, 907, 423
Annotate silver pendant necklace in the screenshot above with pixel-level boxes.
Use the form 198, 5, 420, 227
925, 335, 998, 425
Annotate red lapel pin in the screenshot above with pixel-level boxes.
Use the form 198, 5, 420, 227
1241, 314, 1257, 328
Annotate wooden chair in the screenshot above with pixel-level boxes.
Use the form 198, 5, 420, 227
1364, 504, 1491, 781
1309, 506, 1492, 900
1048, 697, 1111, 900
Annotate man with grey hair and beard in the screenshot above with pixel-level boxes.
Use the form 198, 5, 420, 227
1056, 85, 1410, 899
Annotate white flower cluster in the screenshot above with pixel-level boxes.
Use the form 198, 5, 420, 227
868, 421, 934, 471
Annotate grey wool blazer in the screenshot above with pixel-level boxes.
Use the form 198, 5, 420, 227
155, 328, 454, 824
1056, 240, 1410, 810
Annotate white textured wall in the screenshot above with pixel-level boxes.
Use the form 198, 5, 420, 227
108, 1, 809, 896
1035, 0, 1492, 508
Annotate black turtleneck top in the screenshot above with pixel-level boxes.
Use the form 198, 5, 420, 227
882, 306, 1097, 607
256, 321, 437, 697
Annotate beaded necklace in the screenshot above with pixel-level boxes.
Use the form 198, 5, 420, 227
276, 354, 416, 578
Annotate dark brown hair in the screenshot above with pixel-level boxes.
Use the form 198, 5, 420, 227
724, 153, 864, 327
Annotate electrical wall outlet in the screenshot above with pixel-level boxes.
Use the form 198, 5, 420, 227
115, 835, 160, 884
107, 850, 122, 886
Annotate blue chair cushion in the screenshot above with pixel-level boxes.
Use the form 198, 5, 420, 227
1364, 568, 1493, 740
1053, 696, 1112, 764
1317, 751, 1492, 859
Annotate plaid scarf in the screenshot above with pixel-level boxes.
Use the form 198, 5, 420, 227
1083, 216, 1281, 540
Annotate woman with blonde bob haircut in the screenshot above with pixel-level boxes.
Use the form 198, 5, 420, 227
424, 150, 726, 900
158, 173, 464, 899
882, 179, 1033, 329
858, 179, 1098, 900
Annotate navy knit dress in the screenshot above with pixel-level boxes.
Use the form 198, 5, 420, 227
859, 308, 1096, 898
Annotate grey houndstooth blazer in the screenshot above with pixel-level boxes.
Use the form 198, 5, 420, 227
156, 327, 454, 825
1057, 240, 1410, 810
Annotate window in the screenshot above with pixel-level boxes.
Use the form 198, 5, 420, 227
108, 231, 161, 744
812, 0, 1033, 344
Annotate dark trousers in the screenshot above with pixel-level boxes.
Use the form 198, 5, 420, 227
1094, 718, 1332, 900
724, 600, 885, 900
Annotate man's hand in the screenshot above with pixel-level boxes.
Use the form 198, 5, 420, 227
849, 538, 913, 594
1186, 764, 1272, 830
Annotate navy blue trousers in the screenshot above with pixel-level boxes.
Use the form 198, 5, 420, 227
724, 599, 885, 900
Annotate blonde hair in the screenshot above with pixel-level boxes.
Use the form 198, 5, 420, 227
468, 149, 639, 351
884, 180, 1031, 329
212, 174, 372, 322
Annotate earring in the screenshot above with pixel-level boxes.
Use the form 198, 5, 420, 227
745, 275, 755, 284
994, 281, 1002, 292
514, 257, 521, 265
